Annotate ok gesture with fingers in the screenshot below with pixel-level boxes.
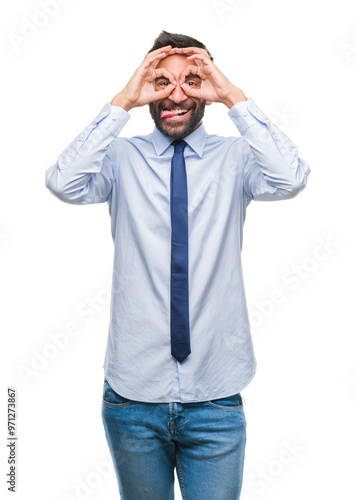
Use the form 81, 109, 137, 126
111, 46, 178, 111
175, 47, 247, 108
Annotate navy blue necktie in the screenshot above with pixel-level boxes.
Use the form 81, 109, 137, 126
170, 140, 191, 363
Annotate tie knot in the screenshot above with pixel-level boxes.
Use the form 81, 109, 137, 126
172, 140, 187, 153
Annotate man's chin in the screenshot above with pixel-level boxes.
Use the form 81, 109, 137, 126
157, 120, 190, 139
160, 119, 185, 128
161, 120, 187, 131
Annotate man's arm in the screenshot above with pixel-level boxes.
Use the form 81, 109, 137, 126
45, 105, 129, 204
229, 99, 310, 201
175, 46, 310, 201
45, 45, 177, 204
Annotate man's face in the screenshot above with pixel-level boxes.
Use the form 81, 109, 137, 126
149, 54, 207, 140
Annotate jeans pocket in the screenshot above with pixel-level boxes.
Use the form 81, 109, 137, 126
102, 379, 134, 408
207, 392, 244, 410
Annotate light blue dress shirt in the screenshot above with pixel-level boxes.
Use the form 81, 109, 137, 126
45, 98, 310, 403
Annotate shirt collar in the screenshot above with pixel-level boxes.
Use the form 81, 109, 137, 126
151, 122, 207, 158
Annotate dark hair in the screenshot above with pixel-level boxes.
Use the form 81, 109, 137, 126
147, 30, 213, 61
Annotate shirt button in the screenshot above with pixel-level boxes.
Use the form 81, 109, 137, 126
243, 112, 248, 117
111, 116, 117, 120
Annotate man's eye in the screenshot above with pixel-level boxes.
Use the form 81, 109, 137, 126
186, 81, 198, 86
157, 80, 169, 87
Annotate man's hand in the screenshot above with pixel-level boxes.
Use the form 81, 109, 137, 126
111, 46, 177, 111
174, 47, 247, 109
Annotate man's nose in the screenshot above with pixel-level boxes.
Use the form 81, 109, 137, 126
168, 83, 187, 103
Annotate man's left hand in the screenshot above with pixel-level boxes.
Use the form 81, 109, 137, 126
173, 47, 247, 108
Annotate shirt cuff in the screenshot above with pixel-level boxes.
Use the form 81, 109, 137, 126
92, 103, 131, 137
228, 97, 269, 135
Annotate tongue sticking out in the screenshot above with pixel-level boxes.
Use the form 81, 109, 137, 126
161, 109, 188, 119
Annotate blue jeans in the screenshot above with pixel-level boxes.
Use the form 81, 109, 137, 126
101, 378, 246, 499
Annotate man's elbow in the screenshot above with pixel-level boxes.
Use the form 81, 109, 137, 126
289, 158, 311, 198
45, 167, 86, 204
45, 167, 66, 199
45, 167, 61, 195
271, 160, 310, 200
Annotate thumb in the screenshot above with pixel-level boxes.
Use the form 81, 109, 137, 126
180, 83, 201, 99
151, 83, 177, 102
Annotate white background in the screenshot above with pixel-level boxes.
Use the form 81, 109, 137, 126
1, 0, 355, 498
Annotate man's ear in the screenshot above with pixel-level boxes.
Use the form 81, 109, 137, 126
205, 101, 213, 106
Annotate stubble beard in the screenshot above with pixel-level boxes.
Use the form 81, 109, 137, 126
149, 100, 206, 140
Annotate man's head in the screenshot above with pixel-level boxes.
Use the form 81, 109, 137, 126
148, 31, 213, 140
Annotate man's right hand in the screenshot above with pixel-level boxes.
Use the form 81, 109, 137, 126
111, 46, 177, 111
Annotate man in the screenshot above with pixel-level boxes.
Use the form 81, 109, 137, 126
45, 31, 310, 500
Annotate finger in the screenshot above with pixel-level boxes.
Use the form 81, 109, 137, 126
174, 47, 210, 58
141, 50, 171, 70
151, 83, 176, 101
180, 82, 202, 98
179, 64, 201, 85
164, 47, 180, 55
141, 45, 176, 69
144, 45, 172, 58
145, 47, 180, 68
154, 67, 177, 85
186, 53, 212, 66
